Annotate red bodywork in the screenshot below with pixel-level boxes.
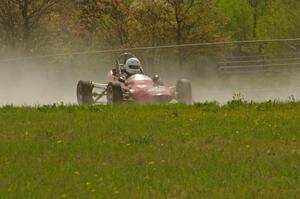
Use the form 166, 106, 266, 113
108, 72, 175, 103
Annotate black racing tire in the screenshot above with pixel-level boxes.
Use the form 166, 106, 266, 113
176, 79, 192, 104
77, 80, 94, 105
107, 82, 123, 104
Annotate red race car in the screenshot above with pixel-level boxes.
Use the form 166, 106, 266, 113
76, 53, 192, 105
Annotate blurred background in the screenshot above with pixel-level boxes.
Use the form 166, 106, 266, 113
1, 0, 300, 105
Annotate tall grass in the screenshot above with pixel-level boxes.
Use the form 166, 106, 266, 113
0, 102, 299, 198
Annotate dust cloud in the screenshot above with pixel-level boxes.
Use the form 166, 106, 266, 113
190, 74, 300, 104
154, 55, 300, 104
0, 53, 300, 106
0, 55, 111, 106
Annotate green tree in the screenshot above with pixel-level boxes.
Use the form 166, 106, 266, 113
165, 0, 229, 70
0, 0, 20, 50
219, 0, 253, 40
0, 0, 61, 54
258, 0, 300, 39
129, 0, 171, 46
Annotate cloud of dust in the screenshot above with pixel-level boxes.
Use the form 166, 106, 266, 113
0, 55, 111, 106
148, 54, 300, 104
190, 73, 300, 104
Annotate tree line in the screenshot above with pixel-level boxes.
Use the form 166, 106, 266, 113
0, 0, 299, 57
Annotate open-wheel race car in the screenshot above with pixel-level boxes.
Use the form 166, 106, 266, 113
76, 53, 192, 105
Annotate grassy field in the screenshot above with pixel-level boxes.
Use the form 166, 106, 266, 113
0, 102, 299, 198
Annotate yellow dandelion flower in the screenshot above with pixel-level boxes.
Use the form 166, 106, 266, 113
114, 191, 120, 194
91, 189, 96, 193
86, 182, 91, 186
246, 145, 251, 149
74, 171, 80, 176
57, 140, 63, 144
61, 194, 67, 198
160, 160, 166, 164
148, 161, 155, 165
126, 143, 131, 146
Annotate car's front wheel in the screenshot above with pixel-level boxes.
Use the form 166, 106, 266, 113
77, 80, 94, 105
176, 79, 192, 104
106, 82, 123, 104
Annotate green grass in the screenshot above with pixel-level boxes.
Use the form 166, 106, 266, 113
0, 102, 300, 198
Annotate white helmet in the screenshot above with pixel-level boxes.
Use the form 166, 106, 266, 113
125, 57, 142, 74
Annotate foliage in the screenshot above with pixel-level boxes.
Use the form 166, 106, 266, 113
0, 0, 299, 60
0, 0, 230, 55
257, 0, 300, 39
0, 0, 62, 54
218, 0, 300, 41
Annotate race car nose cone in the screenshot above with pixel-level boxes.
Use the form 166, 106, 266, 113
147, 86, 168, 94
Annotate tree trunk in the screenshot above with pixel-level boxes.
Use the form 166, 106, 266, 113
175, 6, 183, 74
22, 1, 30, 52
248, 0, 258, 38
253, 6, 257, 38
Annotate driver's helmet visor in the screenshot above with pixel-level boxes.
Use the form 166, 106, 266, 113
129, 65, 140, 69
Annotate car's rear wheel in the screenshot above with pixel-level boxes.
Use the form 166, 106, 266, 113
77, 80, 94, 105
176, 79, 192, 104
107, 82, 123, 104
